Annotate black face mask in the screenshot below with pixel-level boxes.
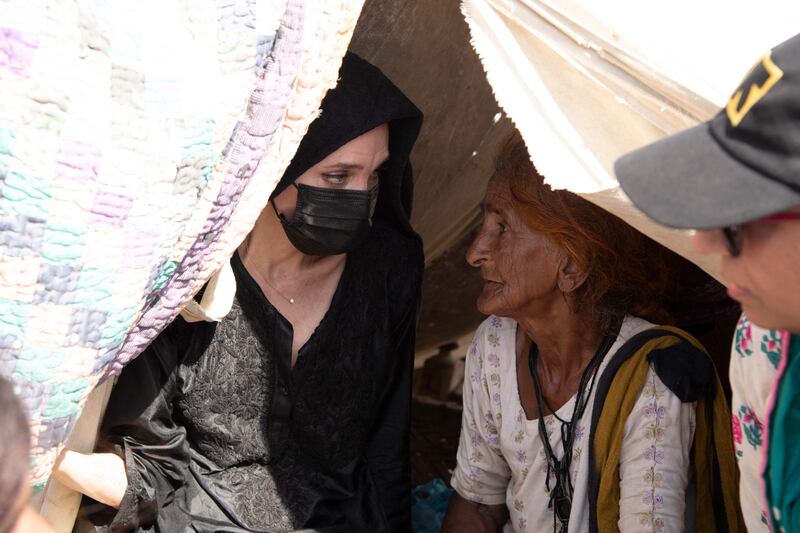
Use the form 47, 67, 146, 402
273, 183, 379, 256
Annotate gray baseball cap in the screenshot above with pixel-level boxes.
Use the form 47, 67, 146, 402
616, 33, 800, 229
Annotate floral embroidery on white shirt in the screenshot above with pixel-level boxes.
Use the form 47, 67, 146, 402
638, 372, 667, 532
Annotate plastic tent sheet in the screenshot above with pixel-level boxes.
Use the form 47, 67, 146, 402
0, 0, 364, 503
461, 0, 800, 279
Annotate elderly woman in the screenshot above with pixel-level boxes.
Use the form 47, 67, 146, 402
53, 52, 423, 532
442, 133, 742, 532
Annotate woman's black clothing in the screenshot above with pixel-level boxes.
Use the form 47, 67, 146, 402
90, 220, 422, 532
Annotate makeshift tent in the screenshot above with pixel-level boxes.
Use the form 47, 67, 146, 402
349, 0, 800, 354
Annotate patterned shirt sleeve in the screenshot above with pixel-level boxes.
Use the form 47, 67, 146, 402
618, 365, 696, 533
451, 325, 511, 505
729, 314, 777, 531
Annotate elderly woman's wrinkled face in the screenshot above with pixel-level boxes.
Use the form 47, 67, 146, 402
466, 175, 565, 318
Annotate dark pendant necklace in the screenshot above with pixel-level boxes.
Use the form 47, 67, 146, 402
528, 333, 616, 532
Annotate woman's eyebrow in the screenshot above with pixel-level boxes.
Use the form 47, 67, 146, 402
481, 199, 503, 215
323, 155, 391, 172
322, 163, 364, 171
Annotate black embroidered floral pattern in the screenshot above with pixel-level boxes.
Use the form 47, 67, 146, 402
90, 221, 422, 532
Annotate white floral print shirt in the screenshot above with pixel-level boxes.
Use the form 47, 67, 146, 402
729, 314, 783, 531
451, 315, 696, 532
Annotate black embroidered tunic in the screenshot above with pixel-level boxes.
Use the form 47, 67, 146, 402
90, 220, 422, 532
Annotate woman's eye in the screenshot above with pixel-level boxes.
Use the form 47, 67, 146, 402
498, 221, 508, 233
323, 173, 347, 185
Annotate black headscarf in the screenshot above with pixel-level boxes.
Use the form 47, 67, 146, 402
271, 52, 423, 236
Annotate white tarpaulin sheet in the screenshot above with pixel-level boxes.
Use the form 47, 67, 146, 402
462, 0, 800, 279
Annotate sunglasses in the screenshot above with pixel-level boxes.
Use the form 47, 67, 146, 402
722, 212, 800, 257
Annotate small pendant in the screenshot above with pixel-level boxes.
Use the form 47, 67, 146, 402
289, 298, 295, 304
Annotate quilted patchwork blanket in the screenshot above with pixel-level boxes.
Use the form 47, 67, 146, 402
0, 0, 364, 489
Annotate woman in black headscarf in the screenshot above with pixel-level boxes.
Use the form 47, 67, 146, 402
54, 52, 424, 532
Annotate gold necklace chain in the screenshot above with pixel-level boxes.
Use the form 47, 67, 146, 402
240, 235, 297, 305
257, 272, 295, 305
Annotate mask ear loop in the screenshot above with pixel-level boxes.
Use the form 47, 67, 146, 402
270, 183, 301, 222
270, 199, 286, 221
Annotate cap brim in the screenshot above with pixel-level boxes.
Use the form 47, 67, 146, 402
615, 122, 800, 229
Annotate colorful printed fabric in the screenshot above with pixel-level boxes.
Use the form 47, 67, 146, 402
729, 314, 785, 531
451, 315, 695, 532
0, 0, 364, 489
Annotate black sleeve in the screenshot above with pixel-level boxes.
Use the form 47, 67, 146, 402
365, 239, 422, 533
95, 323, 191, 532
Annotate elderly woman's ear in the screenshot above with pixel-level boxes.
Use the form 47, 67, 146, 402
556, 254, 588, 295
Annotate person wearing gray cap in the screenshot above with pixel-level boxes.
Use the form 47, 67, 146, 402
615, 32, 800, 533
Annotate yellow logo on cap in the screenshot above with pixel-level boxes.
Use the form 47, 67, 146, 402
726, 52, 783, 127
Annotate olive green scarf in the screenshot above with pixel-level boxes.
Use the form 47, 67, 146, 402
587, 327, 745, 532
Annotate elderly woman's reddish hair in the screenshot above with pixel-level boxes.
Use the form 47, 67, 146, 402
495, 132, 671, 329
